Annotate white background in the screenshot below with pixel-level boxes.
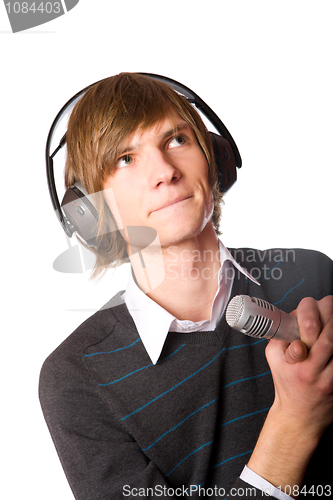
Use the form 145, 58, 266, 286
1, 1, 332, 498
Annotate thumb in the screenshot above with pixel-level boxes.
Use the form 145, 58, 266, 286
285, 339, 308, 364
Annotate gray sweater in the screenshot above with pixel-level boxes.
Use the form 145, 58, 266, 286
39, 248, 333, 499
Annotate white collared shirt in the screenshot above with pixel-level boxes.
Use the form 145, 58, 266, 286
123, 240, 259, 364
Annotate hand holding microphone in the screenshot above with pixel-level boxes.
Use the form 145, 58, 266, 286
242, 295, 333, 489
226, 295, 300, 343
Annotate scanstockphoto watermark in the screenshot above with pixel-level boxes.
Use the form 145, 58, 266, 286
3, 0, 80, 33
122, 483, 332, 497
165, 247, 296, 282
232, 248, 296, 282
122, 484, 259, 497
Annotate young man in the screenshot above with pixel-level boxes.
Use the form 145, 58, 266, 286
40, 73, 333, 499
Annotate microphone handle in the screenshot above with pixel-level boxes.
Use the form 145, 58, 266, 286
273, 309, 300, 342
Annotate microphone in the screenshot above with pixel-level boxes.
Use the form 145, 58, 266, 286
225, 295, 300, 342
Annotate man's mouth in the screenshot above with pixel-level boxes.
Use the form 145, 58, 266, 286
150, 196, 192, 214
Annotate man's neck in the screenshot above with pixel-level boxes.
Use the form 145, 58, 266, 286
130, 222, 221, 322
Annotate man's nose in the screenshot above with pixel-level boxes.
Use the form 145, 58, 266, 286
146, 149, 181, 188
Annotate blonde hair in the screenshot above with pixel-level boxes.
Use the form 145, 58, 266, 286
65, 72, 223, 278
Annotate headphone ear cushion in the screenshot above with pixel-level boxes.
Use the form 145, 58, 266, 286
209, 132, 237, 193
61, 183, 99, 247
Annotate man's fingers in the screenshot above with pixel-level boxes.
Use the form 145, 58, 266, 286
296, 296, 333, 343
317, 295, 333, 326
296, 297, 323, 348
285, 340, 308, 364
308, 314, 333, 373
268, 296, 333, 372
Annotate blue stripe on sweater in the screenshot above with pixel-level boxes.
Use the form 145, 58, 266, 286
273, 278, 305, 306
167, 445, 254, 476
99, 344, 185, 386
121, 341, 267, 421
142, 398, 218, 451
172, 450, 254, 485
220, 406, 270, 428
84, 337, 140, 357
213, 449, 253, 469
166, 440, 214, 476
263, 258, 284, 280
223, 370, 271, 389
225, 339, 265, 350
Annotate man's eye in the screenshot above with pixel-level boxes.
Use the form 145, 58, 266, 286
168, 135, 187, 149
117, 155, 134, 168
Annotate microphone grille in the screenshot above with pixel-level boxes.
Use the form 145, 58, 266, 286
225, 295, 245, 327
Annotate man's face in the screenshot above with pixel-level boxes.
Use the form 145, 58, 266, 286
103, 111, 214, 250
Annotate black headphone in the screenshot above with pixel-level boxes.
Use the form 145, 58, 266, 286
46, 73, 242, 248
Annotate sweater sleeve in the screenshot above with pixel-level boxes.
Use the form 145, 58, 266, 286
39, 348, 180, 500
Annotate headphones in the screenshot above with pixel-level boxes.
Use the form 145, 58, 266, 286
46, 73, 242, 248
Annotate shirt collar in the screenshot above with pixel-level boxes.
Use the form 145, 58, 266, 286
123, 240, 259, 364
